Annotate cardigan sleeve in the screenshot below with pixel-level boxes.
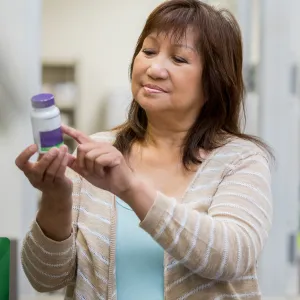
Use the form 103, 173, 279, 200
139, 152, 272, 280
20, 167, 82, 292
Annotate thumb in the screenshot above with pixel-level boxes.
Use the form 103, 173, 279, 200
67, 155, 86, 177
67, 153, 76, 168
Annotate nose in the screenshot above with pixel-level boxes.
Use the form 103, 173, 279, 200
146, 62, 168, 80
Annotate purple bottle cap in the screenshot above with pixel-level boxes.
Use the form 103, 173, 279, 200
31, 93, 55, 108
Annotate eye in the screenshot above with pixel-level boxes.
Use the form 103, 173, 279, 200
142, 49, 156, 56
173, 56, 188, 64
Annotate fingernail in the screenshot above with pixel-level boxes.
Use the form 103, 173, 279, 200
49, 148, 58, 155
59, 144, 67, 151
30, 145, 37, 152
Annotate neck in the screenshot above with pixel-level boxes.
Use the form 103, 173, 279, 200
142, 116, 193, 151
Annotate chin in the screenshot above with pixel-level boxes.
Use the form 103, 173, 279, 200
136, 100, 157, 111
134, 89, 170, 111
137, 100, 168, 113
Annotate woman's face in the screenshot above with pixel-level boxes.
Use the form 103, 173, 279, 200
131, 29, 204, 119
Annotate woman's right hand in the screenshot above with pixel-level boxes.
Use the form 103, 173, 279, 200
15, 144, 75, 207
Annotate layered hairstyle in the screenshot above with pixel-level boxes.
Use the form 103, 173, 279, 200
113, 0, 272, 169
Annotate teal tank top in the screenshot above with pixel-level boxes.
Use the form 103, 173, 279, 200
115, 197, 164, 299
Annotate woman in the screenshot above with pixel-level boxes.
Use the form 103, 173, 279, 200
16, 0, 273, 299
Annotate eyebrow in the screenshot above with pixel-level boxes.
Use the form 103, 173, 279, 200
146, 35, 196, 53
173, 43, 196, 53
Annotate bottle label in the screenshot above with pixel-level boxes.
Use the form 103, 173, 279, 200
39, 127, 64, 152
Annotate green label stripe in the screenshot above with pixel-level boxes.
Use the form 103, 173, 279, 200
0, 238, 10, 300
41, 142, 64, 152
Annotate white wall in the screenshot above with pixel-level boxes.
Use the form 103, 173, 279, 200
42, 0, 164, 134
258, 0, 300, 296
42, 0, 262, 136
0, 0, 42, 296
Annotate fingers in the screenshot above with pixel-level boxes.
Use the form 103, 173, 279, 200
68, 143, 122, 178
15, 144, 38, 171
56, 148, 71, 180
84, 148, 98, 174
85, 151, 121, 177
67, 153, 76, 168
37, 154, 44, 161
61, 124, 92, 144
43, 146, 68, 183
77, 143, 110, 169
68, 160, 82, 176
95, 152, 121, 169
33, 148, 60, 179
16, 144, 70, 189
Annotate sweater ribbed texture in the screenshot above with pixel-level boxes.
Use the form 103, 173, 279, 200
21, 132, 272, 300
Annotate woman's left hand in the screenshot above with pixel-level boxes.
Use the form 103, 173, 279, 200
62, 125, 137, 198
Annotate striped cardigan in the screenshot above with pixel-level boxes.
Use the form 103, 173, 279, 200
21, 131, 272, 300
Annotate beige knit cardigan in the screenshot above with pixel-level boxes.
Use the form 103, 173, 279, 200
21, 131, 272, 300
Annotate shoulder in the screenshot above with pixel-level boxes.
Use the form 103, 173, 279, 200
207, 137, 272, 169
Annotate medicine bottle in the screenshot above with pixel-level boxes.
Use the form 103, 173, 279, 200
31, 93, 64, 153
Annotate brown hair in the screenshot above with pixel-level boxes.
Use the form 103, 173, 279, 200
113, 0, 273, 169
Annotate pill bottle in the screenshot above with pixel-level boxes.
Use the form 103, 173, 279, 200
30, 93, 64, 153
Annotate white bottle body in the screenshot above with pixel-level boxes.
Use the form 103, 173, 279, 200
31, 106, 64, 153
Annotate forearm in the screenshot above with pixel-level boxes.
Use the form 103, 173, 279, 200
21, 217, 76, 292
138, 192, 259, 280
136, 153, 272, 280
36, 192, 73, 241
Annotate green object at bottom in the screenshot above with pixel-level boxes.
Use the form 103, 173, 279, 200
41, 142, 64, 152
0, 238, 10, 300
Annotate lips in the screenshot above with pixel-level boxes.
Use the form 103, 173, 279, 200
143, 84, 168, 93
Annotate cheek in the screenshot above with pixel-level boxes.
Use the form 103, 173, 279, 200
176, 70, 202, 95
132, 55, 146, 79
131, 55, 148, 95
188, 69, 202, 94
173, 70, 203, 107
131, 62, 139, 93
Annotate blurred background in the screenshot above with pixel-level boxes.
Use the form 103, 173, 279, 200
0, 0, 299, 299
